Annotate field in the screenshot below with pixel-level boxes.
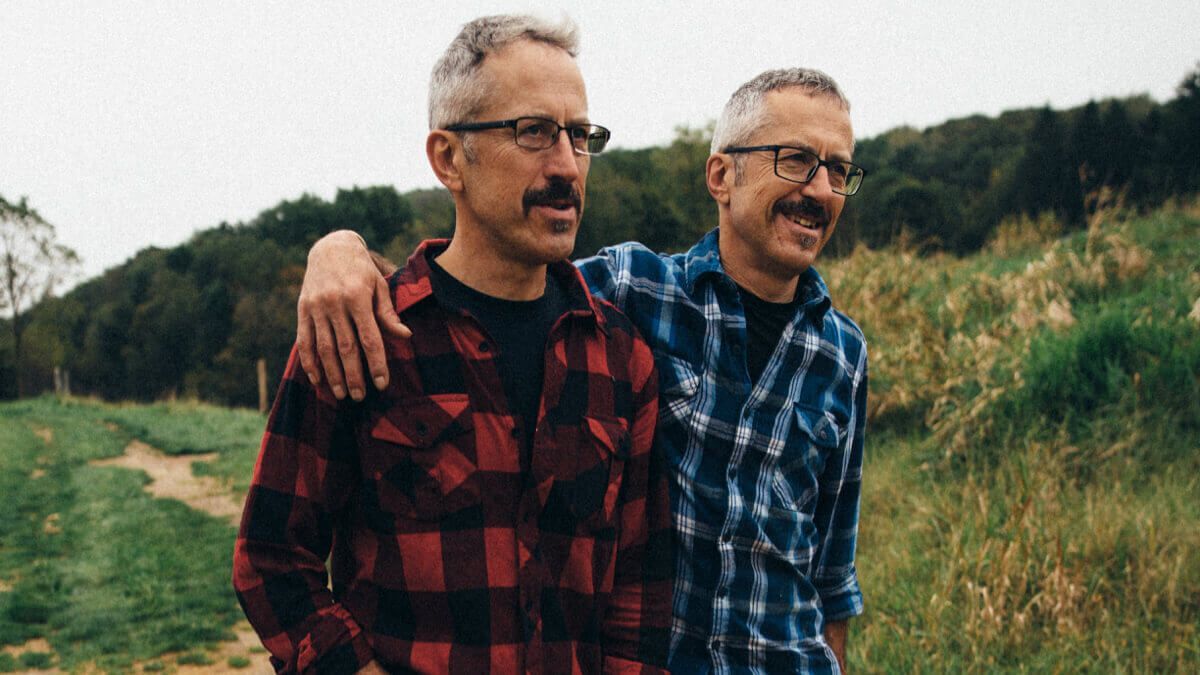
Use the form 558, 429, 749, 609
0, 204, 1197, 672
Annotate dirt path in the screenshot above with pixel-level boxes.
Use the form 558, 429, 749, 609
80, 440, 272, 674
90, 440, 242, 525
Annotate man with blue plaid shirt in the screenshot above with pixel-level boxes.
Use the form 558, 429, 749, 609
298, 67, 868, 674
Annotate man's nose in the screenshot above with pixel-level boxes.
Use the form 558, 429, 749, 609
801, 164, 837, 202
543, 130, 582, 180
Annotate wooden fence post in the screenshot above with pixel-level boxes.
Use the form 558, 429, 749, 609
257, 358, 268, 413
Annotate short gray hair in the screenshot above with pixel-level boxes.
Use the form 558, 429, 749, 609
428, 14, 580, 130
710, 68, 851, 155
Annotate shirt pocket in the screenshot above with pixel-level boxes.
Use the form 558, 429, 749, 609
363, 394, 478, 523
771, 405, 844, 513
553, 415, 631, 530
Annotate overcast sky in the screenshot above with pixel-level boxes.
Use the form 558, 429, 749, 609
3, 0, 1197, 283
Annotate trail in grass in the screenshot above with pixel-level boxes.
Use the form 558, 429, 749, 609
84, 437, 270, 673
89, 440, 242, 526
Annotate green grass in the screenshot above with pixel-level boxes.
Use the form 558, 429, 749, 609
99, 400, 264, 495
0, 396, 262, 671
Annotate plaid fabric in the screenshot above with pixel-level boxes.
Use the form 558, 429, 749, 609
234, 240, 672, 674
577, 229, 867, 675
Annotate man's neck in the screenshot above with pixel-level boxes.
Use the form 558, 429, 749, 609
435, 236, 548, 301
718, 238, 801, 303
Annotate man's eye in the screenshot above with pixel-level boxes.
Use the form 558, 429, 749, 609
829, 163, 850, 177
779, 151, 816, 167
569, 126, 589, 140
520, 122, 552, 137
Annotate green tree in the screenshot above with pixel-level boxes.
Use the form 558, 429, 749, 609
0, 196, 80, 397
1015, 106, 1083, 226
1070, 100, 1104, 197
1165, 62, 1200, 193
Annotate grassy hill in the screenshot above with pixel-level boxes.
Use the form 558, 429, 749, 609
830, 201, 1200, 671
0, 202, 1196, 672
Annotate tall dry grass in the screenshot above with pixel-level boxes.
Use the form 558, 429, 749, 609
828, 203, 1200, 672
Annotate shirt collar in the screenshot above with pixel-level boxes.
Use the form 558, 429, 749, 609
684, 227, 833, 327
390, 239, 608, 333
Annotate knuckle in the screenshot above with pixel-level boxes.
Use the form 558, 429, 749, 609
315, 338, 336, 357
336, 337, 358, 356
358, 333, 381, 352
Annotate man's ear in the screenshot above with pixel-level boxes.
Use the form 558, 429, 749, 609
706, 153, 734, 206
427, 130, 465, 193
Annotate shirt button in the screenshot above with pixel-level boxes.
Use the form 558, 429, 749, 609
717, 586, 728, 598
479, 341, 490, 352
721, 532, 732, 544
414, 421, 428, 436
727, 467, 737, 480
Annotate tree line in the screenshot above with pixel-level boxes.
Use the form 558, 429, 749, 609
2, 65, 1197, 404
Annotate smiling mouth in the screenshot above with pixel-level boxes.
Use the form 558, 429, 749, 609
775, 200, 826, 231
781, 211, 821, 229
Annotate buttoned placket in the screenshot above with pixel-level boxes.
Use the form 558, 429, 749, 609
448, 306, 552, 672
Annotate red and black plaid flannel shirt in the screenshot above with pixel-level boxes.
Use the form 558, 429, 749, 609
233, 241, 672, 674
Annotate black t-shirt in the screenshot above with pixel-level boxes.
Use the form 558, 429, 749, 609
428, 256, 569, 454
737, 285, 801, 385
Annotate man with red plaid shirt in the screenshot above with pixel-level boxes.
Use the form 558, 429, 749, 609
232, 15, 672, 674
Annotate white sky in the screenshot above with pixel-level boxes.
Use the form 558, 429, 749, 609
2, 0, 1197, 283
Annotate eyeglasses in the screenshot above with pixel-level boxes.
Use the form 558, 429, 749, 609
444, 116, 612, 156
723, 145, 866, 196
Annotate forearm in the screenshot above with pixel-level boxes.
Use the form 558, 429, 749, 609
234, 539, 374, 672
824, 619, 848, 673
233, 348, 374, 671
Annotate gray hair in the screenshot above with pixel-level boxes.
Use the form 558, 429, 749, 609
710, 68, 851, 155
428, 14, 580, 130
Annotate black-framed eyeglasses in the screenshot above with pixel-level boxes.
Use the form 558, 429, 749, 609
723, 145, 866, 196
444, 116, 612, 156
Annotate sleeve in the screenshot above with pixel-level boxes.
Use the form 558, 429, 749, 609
810, 344, 867, 622
602, 333, 673, 674
575, 249, 621, 304
232, 347, 376, 674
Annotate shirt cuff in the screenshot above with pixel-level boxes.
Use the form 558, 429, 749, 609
291, 607, 375, 674
818, 573, 864, 622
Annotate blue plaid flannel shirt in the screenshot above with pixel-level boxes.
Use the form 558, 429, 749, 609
577, 229, 867, 674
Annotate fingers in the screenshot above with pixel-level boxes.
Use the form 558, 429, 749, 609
314, 314, 351, 400
296, 312, 321, 386
354, 279, 392, 392
296, 229, 400, 400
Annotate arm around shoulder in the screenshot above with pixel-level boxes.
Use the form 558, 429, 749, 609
296, 230, 409, 401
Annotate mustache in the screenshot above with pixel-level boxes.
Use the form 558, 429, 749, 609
523, 179, 582, 216
774, 197, 827, 224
